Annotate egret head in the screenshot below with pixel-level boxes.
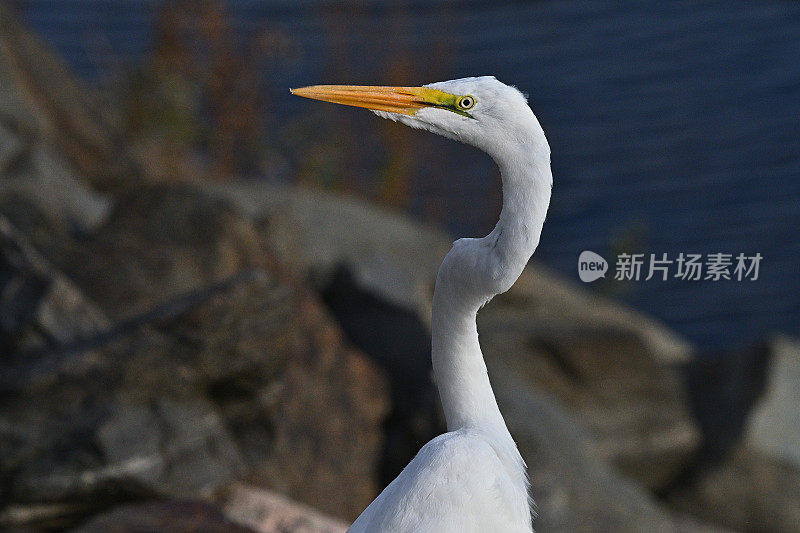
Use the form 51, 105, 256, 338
291, 76, 546, 159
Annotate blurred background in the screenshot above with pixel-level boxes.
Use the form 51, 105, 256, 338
1, 1, 798, 532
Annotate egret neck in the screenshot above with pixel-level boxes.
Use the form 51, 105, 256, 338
431, 127, 552, 433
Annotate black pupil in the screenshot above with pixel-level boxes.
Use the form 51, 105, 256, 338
462, 98, 471, 108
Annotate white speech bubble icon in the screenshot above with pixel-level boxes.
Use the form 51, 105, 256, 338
578, 250, 608, 282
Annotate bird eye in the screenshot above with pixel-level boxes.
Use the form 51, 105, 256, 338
457, 95, 475, 110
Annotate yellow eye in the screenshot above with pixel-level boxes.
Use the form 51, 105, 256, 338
457, 95, 475, 110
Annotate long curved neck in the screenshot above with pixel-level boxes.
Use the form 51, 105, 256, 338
431, 127, 552, 432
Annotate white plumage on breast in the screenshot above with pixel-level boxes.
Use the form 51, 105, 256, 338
349, 428, 532, 533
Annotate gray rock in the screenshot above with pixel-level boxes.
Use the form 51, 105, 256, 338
96, 398, 245, 498
664, 335, 800, 532
218, 483, 349, 533
0, 143, 113, 233
0, 121, 25, 172
194, 179, 450, 316
70, 500, 256, 533
95, 402, 166, 488
0, 123, 113, 233
491, 359, 723, 533
0, 214, 109, 354
478, 315, 699, 492
744, 335, 800, 469
667, 442, 800, 533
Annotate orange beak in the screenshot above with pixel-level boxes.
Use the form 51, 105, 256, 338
290, 85, 448, 115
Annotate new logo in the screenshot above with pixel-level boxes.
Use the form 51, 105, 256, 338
578, 250, 608, 282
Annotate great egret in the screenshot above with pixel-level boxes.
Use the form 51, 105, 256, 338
292, 77, 552, 533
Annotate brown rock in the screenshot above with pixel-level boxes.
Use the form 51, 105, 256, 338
173, 271, 389, 520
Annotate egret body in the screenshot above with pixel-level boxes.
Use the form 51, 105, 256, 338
292, 77, 552, 533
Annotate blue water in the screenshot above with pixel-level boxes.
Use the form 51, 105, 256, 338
17, 0, 800, 349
